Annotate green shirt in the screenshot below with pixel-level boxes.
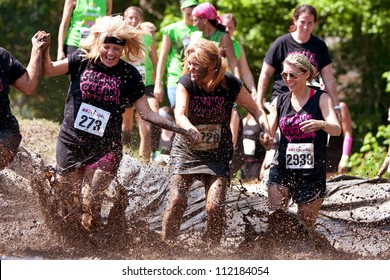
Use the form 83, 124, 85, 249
162, 20, 198, 87
133, 34, 154, 87
65, 0, 107, 47
232, 39, 241, 60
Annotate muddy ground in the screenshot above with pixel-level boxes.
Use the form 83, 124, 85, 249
0, 119, 389, 260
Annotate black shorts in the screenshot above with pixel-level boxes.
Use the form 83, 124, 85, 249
267, 165, 326, 204
0, 119, 22, 157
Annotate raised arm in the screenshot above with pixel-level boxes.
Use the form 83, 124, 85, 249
13, 31, 50, 95
43, 35, 70, 77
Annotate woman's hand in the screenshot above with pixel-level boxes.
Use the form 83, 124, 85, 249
186, 128, 202, 144
259, 131, 273, 150
299, 119, 325, 133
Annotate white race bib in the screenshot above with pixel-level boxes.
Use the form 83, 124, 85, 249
286, 143, 314, 169
192, 124, 221, 151
74, 103, 110, 137
243, 139, 256, 156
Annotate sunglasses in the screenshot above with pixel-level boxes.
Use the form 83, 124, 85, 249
281, 71, 305, 80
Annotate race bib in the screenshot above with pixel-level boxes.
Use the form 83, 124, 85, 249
74, 103, 110, 137
192, 124, 221, 151
243, 139, 256, 156
286, 143, 314, 169
135, 65, 146, 83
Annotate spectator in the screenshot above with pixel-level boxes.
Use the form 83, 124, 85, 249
57, 0, 112, 60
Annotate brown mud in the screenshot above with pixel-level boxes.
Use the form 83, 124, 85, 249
0, 120, 389, 260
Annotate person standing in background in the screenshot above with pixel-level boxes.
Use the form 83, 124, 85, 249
256, 4, 340, 121
121, 6, 159, 163
190, 2, 240, 79
153, 0, 199, 110
0, 32, 50, 170
57, 0, 112, 61
326, 101, 353, 178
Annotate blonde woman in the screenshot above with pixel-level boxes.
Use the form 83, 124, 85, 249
266, 53, 340, 232
43, 16, 197, 235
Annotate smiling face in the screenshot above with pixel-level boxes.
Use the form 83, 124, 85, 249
99, 43, 123, 68
187, 52, 209, 83
282, 63, 308, 93
182, 7, 195, 25
293, 12, 316, 37
125, 9, 143, 27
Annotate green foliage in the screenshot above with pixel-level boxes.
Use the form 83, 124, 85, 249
349, 124, 390, 178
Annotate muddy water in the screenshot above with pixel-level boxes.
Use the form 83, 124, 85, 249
1, 151, 390, 260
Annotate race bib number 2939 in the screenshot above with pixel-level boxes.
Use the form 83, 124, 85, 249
286, 143, 314, 169
74, 103, 110, 137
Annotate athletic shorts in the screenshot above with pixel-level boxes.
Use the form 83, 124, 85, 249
0, 120, 22, 157
267, 165, 326, 204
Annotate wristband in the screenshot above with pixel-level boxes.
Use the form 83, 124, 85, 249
334, 105, 342, 110
339, 154, 349, 168
342, 136, 353, 156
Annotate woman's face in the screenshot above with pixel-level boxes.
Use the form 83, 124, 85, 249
187, 52, 209, 83
281, 63, 308, 93
99, 43, 123, 68
182, 7, 195, 25
222, 17, 235, 37
193, 16, 206, 31
293, 12, 316, 36
125, 9, 143, 27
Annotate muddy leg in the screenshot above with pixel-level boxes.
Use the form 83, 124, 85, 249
57, 171, 84, 225
82, 168, 114, 232
204, 176, 228, 245
162, 174, 193, 242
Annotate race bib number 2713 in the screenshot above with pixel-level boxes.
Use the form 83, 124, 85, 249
74, 103, 110, 137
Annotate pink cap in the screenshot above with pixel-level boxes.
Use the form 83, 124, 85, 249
192, 2, 219, 21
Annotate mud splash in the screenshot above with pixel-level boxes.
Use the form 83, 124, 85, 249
1, 148, 389, 260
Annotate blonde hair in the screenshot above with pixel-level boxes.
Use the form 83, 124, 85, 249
79, 15, 146, 63
283, 53, 317, 82
183, 39, 227, 91
140, 22, 157, 35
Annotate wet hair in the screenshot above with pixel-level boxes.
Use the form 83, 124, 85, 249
289, 4, 318, 32
283, 53, 317, 82
124, 6, 144, 20
183, 39, 227, 91
79, 15, 146, 63
221, 13, 237, 28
